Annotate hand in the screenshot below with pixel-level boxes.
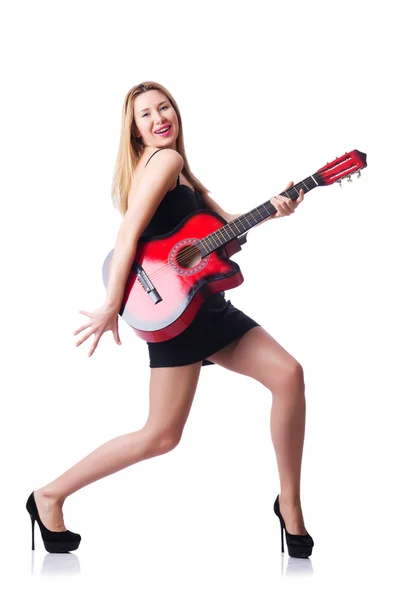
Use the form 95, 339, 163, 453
270, 181, 305, 218
74, 303, 122, 357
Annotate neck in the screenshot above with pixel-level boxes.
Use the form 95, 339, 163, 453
197, 175, 319, 257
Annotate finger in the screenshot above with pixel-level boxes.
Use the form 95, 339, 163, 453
79, 310, 92, 317
275, 197, 294, 215
288, 199, 296, 213
113, 330, 122, 345
274, 202, 287, 217
75, 330, 94, 348
269, 198, 281, 216
73, 322, 90, 336
294, 189, 304, 206
88, 337, 99, 357
270, 199, 287, 217
283, 181, 293, 191
278, 196, 295, 213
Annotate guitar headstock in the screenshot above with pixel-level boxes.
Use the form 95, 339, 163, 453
314, 150, 367, 186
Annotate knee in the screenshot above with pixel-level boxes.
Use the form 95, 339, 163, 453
142, 427, 182, 456
276, 359, 305, 394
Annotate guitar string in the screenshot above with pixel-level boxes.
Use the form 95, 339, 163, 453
142, 177, 315, 283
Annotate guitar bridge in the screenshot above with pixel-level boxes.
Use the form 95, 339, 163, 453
133, 262, 162, 304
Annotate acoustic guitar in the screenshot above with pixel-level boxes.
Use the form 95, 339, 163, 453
102, 150, 367, 342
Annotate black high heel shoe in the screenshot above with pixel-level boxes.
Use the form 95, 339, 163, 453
274, 495, 314, 558
26, 492, 82, 553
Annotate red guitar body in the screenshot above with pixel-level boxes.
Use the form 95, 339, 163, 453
102, 211, 244, 342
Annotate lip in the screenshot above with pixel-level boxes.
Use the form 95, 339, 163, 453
154, 125, 171, 136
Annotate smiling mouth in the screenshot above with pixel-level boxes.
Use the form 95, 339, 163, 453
155, 126, 171, 134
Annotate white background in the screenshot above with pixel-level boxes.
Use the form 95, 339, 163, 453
1, 0, 396, 597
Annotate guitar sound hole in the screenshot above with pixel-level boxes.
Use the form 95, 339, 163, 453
176, 245, 202, 269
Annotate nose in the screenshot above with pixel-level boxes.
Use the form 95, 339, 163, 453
155, 113, 166, 124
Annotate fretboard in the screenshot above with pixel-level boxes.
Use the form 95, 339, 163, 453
197, 175, 319, 257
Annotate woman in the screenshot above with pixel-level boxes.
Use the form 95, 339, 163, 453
26, 81, 314, 558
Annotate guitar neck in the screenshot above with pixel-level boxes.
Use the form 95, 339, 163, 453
198, 174, 319, 257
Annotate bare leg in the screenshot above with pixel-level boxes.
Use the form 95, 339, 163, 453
34, 361, 202, 532
269, 362, 307, 534
33, 429, 161, 531
206, 326, 308, 535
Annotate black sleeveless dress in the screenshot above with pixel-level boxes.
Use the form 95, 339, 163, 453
140, 149, 260, 367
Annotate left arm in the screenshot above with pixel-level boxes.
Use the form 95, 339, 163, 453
201, 182, 305, 227
200, 189, 234, 222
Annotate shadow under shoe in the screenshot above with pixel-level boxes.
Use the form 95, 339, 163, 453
274, 494, 314, 558
26, 492, 82, 553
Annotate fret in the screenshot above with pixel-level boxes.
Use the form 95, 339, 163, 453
228, 221, 241, 235
263, 202, 275, 216
218, 228, 228, 243
235, 221, 244, 234
212, 230, 223, 245
241, 214, 250, 228
201, 238, 212, 253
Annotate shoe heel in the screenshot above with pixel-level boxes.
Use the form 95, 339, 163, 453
279, 521, 284, 553
30, 515, 35, 551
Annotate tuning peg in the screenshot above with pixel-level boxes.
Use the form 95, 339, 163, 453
347, 175, 352, 182
338, 179, 342, 187
357, 170, 361, 178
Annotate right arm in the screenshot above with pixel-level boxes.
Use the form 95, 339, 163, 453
104, 149, 184, 312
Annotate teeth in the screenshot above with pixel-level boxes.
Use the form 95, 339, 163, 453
156, 126, 170, 134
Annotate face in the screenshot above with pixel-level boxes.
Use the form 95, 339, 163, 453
133, 89, 179, 151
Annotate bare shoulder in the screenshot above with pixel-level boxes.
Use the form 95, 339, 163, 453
128, 148, 183, 206
139, 147, 183, 175
124, 149, 184, 241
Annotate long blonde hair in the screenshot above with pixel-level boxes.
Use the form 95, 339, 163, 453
111, 81, 211, 216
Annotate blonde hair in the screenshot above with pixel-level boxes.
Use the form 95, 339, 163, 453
111, 81, 211, 216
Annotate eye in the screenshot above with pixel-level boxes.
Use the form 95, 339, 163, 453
142, 105, 168, 118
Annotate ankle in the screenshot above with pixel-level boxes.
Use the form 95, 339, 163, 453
37, 486, 66, 506
279, 492, 302, 506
